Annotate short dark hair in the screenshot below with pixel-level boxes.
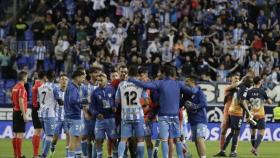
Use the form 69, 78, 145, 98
72, 70, 85, 79
46, 70, 55, 81
163, 65, 176, 77
186, 75, 197, 82
18, 71, 28, 81
76, 66, 85, 72
231, 72, 240, 77
38, 71, 46, 80
253, 76, 262, 85
119, 65, 128, 70
85, 74, 91, 81
88, 66, 102, 74
60, 73, 68, 78
128, 66, 138, 77
243, 75, 253, 87
138, 67, 148, 74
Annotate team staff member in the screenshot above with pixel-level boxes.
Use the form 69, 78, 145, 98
11, 71, 28, 158
31, 71, 46, 158
64, 70, 88, 158
246, 76, 272, 156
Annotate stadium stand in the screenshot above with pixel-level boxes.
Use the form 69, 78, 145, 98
0, 0, 280, 106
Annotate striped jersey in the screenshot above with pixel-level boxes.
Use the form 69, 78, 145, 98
38, 82, 59, 118
54, 87, 65, 121
80, 83, 97, 119
116, 80, 147, 121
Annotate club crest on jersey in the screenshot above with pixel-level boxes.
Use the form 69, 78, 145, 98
98, 95, 102, 99
108, 93, 112, 98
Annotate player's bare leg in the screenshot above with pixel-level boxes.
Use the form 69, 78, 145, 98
168, 138, 174, 158
195, 137, 206, 158
69, 135, 81, 157
107, 139, 113, 158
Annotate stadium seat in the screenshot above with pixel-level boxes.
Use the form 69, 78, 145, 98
17, 56, 28, 69
28, 56, 36, 69
4, 79, 16, 89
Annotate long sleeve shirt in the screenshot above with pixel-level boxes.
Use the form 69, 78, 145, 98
90, 85, 116, 119
129, 77, 198, 116
64, 82, 84, 120
182, 86, 207, 126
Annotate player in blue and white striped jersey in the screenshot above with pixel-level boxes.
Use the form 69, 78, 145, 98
116, 66, 149, 158
50, 74, 69, 157
78, 66, 101, 158
38, 71, 62, 158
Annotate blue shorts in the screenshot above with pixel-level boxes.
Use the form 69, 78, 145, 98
43, 117, 56, 136
181, 123, 188, 138
95, 118, 117, 140
229, 115, 243, 130
68, 119, 82, 137
54, 120, 69, 135
121, 119, 145, 138
81, 119, 95, 137
250, 118, 265, 129
158, 116, 180, 139
191, 123, 207, 141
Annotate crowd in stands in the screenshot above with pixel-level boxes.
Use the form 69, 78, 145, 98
0, 0, 280, 87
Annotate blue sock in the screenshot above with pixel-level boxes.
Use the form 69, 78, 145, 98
118, 141, 126, 158
137, 142, 145, 158
147, 148, 153, 158
81, 140, 88, 156
41, 136, 46, 153
68, 150, 75, 158
66, 146, 69, 157
161, 141, 168, 158
92, 142, 97, 158
175, 141, 184, 158
42, 136, 52, 157
96, 147, 102, 158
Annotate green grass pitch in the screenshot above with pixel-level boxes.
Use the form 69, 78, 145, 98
0, 139, 278, 158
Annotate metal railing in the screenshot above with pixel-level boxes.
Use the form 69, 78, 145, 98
9, 40, 54, 55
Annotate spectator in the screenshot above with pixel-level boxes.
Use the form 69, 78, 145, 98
15, 17, 29, 41
54, 40, 65, 74
44, 14, 56, 40
32, 40, 46, 71
206, 62, 239, 82
31, 16, 45, 41
249, 54, 263, 76
0, 21, 8, 41
0, 46, 11, 79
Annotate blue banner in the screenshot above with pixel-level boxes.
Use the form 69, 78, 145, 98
0, 121, 279, 141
